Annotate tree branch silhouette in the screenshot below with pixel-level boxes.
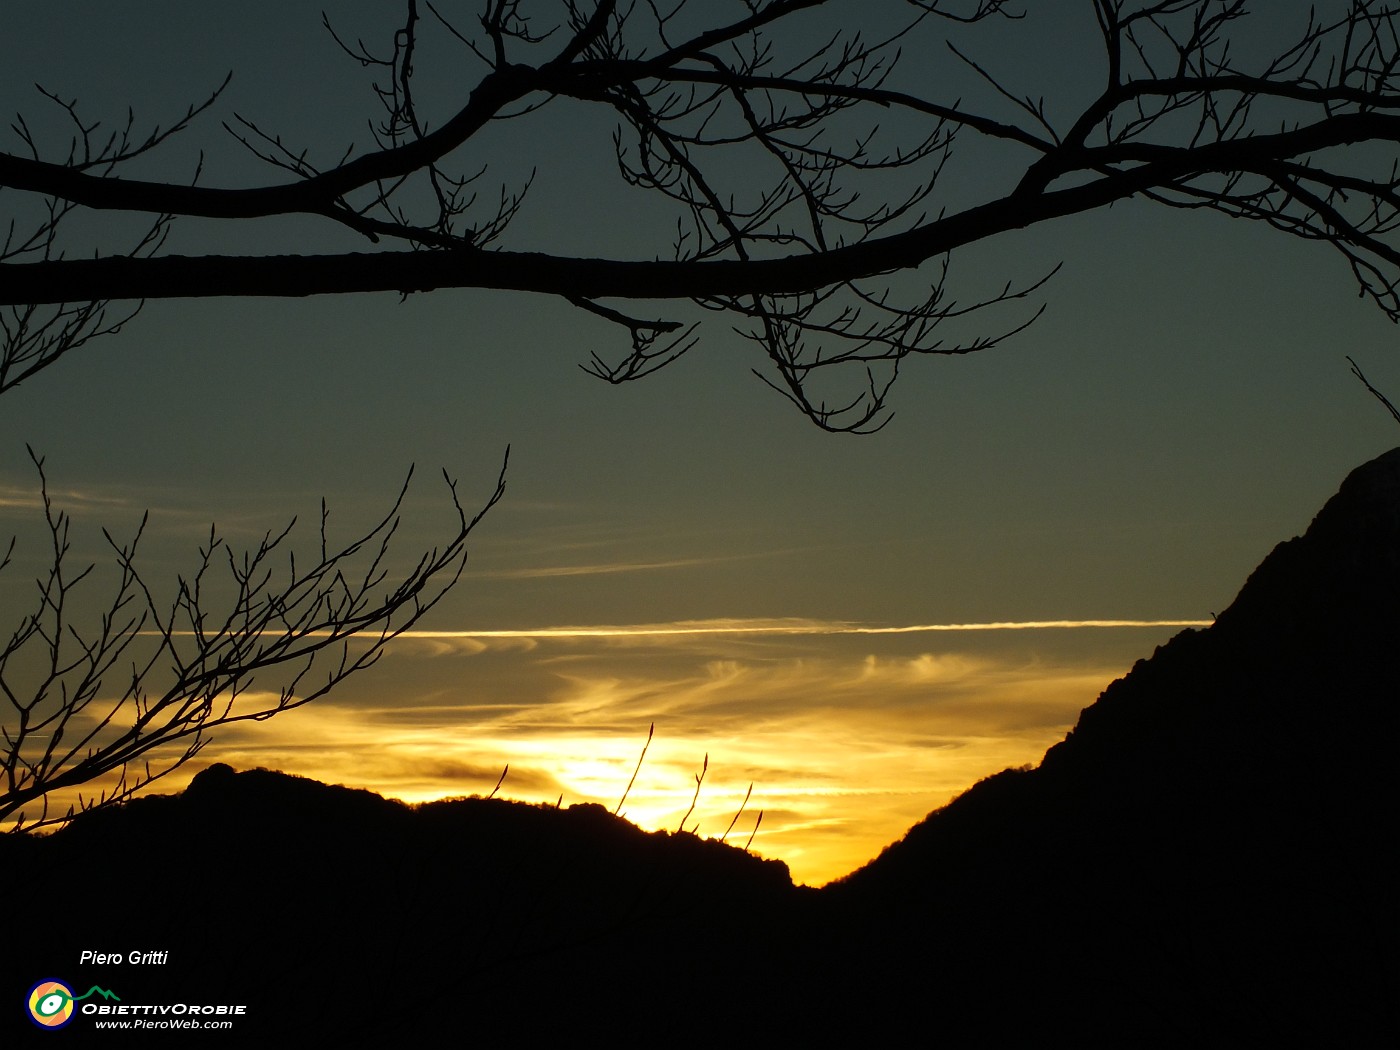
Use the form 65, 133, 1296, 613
3, 0, 1398, 431
0, 450, 507, 831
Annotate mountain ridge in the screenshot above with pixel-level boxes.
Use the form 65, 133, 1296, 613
818, 446, 1398, 1042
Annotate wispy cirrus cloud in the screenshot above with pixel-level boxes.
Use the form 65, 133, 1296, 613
471, 556, 739, 579
0, 483, 134, 512
393, 615, 1209, 642
469, 544, 823, 580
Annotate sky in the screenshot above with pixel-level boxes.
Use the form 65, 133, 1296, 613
2, 2, 1397, 885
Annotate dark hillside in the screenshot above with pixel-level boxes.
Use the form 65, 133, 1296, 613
827, 448, 1399, 1043
8, 766, 800, 1041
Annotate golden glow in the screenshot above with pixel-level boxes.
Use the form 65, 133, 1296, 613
36, 618, 1196, 885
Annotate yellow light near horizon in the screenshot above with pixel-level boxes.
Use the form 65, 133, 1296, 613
11, 621, 1186, 885
35, 707, 1097, 885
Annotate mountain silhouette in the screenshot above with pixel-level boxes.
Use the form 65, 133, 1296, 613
6, 449, 1396, 1044
824, 446, 1399, 1043
7, 763, 805, 1042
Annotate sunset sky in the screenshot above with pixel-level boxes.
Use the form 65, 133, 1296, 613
2, 2, 1397, 885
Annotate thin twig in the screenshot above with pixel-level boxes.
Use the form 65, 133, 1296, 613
1348, 355, 1400, 424
721, 782, 753, 843
743, 810, 764, 853
677, 752, 707, 834
614, 722, 653, 816
486, 764, 509, 800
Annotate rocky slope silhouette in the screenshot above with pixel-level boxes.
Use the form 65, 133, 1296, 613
6, 449, 1396, 1044
825, 446, 1398, 1043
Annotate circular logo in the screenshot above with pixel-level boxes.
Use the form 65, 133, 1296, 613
27, 980, 76, 1029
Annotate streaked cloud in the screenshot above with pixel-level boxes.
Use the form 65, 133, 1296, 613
469, 545, 823, 579
0, 483, 134, 512
393, 615, 1209, 640
472, 556, 741, 579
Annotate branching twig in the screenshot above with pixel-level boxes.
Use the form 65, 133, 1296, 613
0, 449, 509, 830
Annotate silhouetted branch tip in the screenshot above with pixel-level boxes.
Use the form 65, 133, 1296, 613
1348, 355, 1400, 424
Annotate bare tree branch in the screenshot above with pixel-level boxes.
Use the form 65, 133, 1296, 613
0, 449, 508, 831
2, 0, 1398, 433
